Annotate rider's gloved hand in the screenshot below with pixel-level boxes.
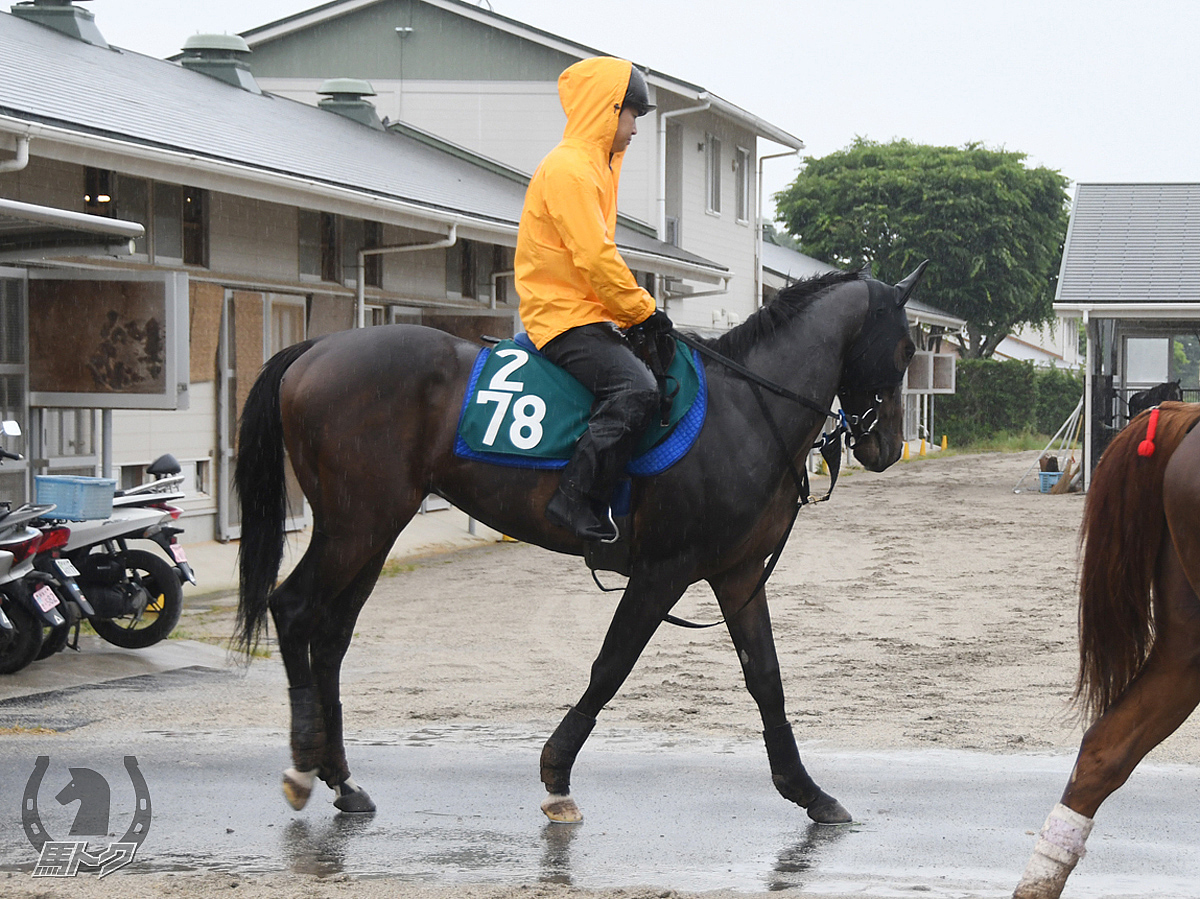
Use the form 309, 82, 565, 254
635, 309, 673, 334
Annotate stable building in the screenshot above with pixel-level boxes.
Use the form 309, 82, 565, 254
1054, 182, 1200, 484
0, 0, 724, 540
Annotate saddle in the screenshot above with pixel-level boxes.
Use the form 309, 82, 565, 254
454, 334, 706, 476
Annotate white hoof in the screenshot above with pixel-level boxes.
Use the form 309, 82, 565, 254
282, 767, 318, 810
540, 792, 583, 823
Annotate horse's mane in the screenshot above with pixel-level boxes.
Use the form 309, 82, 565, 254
701, 268, 863, 362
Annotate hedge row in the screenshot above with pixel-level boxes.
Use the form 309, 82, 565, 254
935, 359, 1083, 446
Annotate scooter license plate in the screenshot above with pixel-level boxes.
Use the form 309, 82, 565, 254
55, 559, 80, 578
170, 544, 188, 564
33, 585, 60, 613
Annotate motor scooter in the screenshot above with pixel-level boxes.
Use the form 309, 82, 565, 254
36, 454, 195, 652
0, 422, 66, 674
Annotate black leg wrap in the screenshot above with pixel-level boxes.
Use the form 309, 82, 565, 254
764, 722, 818, 803
320, 701, 350, 787
763, 722, 852, 824
289, 685, 325, 770
540, 706, 596, 795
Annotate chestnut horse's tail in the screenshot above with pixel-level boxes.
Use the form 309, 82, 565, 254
233, 338, 320, 654
1076, 401, 1200, 720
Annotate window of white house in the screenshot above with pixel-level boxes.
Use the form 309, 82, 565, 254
83, 169, 207, 265
705, 134, 722, 215
735, 147, 751, 224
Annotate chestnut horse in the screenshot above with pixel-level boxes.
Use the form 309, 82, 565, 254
234, 265, 926, 824
1015, 401, 1200, 898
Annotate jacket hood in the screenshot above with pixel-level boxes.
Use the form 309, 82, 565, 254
558, 56, 633, 151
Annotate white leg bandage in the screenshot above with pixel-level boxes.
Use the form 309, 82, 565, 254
284, 766, 317, 792
1014, 803, 1094, 899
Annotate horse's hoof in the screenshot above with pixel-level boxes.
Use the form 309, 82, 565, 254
541, 792, 583, 823
333, 781, 376, 814
282, 767, 317, 811
805, 790, 852, 825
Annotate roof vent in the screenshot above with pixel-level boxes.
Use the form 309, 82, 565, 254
10, 0, 108, 48
317, 78, 385, 131
179, 33, 262, 94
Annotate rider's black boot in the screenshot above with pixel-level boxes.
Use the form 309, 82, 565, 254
545, 485, 618, 543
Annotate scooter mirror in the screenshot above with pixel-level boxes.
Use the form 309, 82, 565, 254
1, 420, 20, 437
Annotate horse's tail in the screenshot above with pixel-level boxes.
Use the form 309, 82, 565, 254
1076, 401, 1200, 720
233, 338, 320, 654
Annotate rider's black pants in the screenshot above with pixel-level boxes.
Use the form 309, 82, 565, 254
540, 323, 659, 507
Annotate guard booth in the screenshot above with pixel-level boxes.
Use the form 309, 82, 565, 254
1053, 183, 1200, 488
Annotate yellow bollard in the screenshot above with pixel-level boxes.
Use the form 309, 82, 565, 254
941, 434, 948, 451
902, 442, 910, 461
919, 438, 927, 457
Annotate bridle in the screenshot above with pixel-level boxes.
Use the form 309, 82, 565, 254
838, 394, 885, 449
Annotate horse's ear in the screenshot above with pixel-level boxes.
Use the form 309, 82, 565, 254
894, 259, 930, 306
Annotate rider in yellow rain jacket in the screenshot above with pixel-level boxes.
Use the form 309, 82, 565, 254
516, 56, 672, 543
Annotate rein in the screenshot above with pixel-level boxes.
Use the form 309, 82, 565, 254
657, 330, 851, 630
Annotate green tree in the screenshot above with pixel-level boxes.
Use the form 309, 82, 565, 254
775, 138, 1071, 358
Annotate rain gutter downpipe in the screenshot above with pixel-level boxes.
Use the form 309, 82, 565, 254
490, 269, 514, 310
755, 149, 799, 308
656, 98, 710, 308
0, 135, 30, 173
356, 224, 458, 327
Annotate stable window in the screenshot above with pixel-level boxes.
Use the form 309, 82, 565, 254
705, 134, 722, 215
181, 187, 207, 266
298, 210, 340, 283
320, 213, 340, 283
268, 294, 308, 356
446, 240, 478, 299
153, 185, 183, 260
364, 221, 383, 289
83, 170, 206, 264
116, 176, 149, 256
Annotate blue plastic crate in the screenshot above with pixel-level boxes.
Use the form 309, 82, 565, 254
1039, 471, 1063, 494
35, 475, 116, 520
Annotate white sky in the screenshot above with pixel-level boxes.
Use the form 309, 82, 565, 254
88, 0, 1200, 220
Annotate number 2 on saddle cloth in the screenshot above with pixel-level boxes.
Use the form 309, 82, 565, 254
454, 334, 707, 484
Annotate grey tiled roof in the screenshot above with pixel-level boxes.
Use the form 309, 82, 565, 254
0, 11, 723, 274
1057, 183, 1200, 305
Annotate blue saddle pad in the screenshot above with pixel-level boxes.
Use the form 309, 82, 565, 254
454, 335, 706, 475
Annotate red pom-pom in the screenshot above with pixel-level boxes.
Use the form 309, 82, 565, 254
1138, 407, 1160, 457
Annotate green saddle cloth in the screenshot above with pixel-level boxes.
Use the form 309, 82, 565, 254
456, 337, 700, 464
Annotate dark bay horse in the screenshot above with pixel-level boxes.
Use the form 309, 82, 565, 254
1014, 401, 1200, 898
235, 264, 926, 825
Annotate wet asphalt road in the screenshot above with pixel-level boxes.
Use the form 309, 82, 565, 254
0, 664, 1199, 896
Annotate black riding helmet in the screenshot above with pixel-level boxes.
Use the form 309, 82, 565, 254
622, 66, 655, 117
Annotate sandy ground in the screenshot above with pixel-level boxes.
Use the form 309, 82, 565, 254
7, 449, 1199, 899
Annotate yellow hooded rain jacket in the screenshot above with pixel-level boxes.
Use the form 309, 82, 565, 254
515, 57, 656, 349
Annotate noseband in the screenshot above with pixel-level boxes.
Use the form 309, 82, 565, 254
837, 396, 884, 449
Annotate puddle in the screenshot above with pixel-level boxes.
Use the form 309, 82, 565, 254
0, 734, 1197, 896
